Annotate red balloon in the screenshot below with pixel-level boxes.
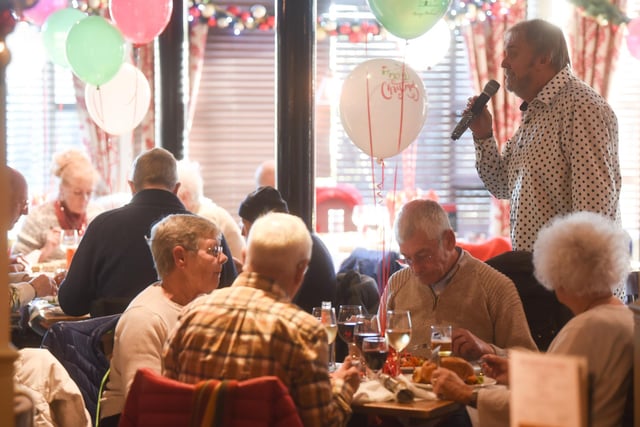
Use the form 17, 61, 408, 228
109, 0, 173, 45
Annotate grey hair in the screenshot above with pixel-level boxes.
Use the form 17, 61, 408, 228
245, 212, 312, 281
506, 19, 571, 72
533, 212, 630, 298
176, 160, 204, 211
148, 214, 221, 279
130, 147, 178, 192
394, 199, 452, 244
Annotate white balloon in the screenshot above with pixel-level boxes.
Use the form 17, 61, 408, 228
85, 63, 151, 135
339, 58, 427, 159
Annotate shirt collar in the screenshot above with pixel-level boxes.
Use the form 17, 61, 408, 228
233, 271, 291, 302
530, 65, 572, 109
431, 247, 463, 295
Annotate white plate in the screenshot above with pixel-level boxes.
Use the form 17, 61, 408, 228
413, 376, 497, 390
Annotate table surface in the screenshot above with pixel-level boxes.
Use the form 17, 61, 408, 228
352, 397, 463, 420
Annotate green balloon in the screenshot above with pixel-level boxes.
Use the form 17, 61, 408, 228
367, 0, 452, 40
66, 16, 125, 86
42, 8, 87, 68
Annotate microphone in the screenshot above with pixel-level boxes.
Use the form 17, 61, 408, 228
451, 80, 500, 140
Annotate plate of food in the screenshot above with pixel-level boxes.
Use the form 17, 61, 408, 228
410, 356, 497, 389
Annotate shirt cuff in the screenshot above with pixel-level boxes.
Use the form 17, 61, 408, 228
11, 282, 36, 307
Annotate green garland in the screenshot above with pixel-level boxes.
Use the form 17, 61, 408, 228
567, 0, 630, 25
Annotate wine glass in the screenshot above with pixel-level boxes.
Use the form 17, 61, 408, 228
385, 309, 412, 376
362, 336, 389, 377
312, 304, 337, 371
354, 313, 381, 352
337, 305, 363, 362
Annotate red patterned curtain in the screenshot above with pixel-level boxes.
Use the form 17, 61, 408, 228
460, 0, 526, 238
568, 0, 626, 99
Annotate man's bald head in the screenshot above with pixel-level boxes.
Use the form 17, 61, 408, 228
7, 166, 28, 229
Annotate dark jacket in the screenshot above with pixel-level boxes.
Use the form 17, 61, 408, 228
59, 189, 237, 317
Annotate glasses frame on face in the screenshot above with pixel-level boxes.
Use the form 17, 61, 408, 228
397, 238, 442, 268
203, 245, 224, 258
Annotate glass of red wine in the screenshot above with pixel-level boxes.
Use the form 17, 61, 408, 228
362, 336, 389, 377
337, 305, 363, 364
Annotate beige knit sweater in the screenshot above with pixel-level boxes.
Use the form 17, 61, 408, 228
379, 250, 537, 357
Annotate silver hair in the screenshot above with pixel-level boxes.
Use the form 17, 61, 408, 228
394, 199, 452, 244
246, 212, 312, 280
533, 211, 630, 298
149, 214, 221, 279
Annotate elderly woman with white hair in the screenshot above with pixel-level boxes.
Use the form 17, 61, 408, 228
430, 211, 633, 427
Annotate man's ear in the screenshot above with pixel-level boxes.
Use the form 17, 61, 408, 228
127, 180, 136, 194
172, 182, 181, 195
442, 229, 457, 250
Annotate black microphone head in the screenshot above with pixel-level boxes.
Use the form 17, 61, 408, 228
483, 80, 500, 96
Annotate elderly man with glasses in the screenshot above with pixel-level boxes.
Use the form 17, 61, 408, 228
378, 199, 536, 361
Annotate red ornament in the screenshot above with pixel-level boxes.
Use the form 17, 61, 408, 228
240, 11, 251, 22
266, 15, 275, 27
226, 5, 240, 16
338, 23, 351, 35
208, 16, 216, 27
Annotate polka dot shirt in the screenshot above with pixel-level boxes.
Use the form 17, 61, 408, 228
474, 66, 621, 251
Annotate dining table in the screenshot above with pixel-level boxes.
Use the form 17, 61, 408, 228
352, 397, 463, 425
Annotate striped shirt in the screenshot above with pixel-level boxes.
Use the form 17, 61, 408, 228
163, 271, 354, 427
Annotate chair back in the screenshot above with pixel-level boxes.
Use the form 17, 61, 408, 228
119, 368, 303, 427
485, 251, 574, 351
41, 313, 121, 425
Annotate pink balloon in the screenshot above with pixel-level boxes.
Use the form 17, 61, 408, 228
109, 0, 173, 45
23, 0, 67, 27
627, 18, 640, 60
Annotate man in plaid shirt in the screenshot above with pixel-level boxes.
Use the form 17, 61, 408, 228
163, 212, 360, 426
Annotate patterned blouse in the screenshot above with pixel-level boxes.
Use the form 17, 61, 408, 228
163, 272, 355, 427
474, 66, 620, 251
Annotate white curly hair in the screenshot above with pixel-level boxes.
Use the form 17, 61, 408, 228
533, 211, 630, 298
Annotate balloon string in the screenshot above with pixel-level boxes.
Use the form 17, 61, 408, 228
396, 42, 408, 154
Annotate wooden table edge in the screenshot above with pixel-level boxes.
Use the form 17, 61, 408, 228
352, 398, 463, 419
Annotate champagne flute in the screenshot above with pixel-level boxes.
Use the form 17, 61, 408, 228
385, 309, 412, 376
312, 304, 337, 371
362, 336, 389, 377
337, 305, 363, 363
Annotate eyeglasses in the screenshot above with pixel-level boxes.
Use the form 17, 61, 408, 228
396, 251, 435, 267
204, 245, 224, 258
396, 239, 441, 267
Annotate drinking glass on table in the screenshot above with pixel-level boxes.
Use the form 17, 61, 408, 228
385, 309, 412, 376
354, 313, 381, 351
430, 324, 452, 357
312, 303, 337, 371
337, 305, 363, 364
362, 336, 389, 377
60, 229, 79, 269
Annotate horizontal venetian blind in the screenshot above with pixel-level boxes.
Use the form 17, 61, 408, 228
6, 22, 84, 204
